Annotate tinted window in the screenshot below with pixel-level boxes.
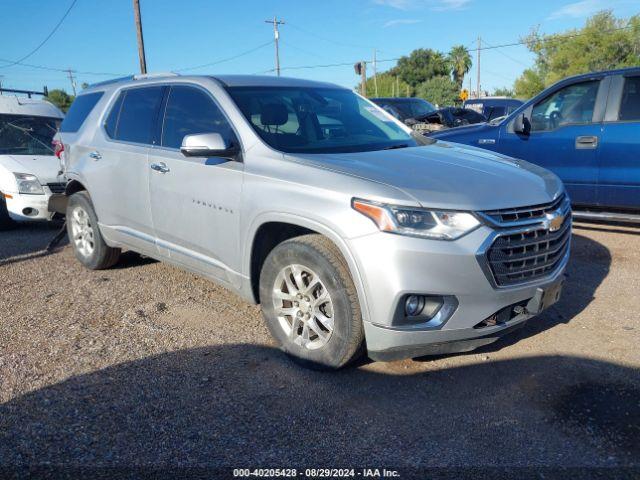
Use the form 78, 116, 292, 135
228, 87, 416, 154
115, 86, 163, 144
161, 86, 235, 149
60, 92, 103, 132
104, 92, 124, 138
530, 81, 599, 132
618, 77, 640, 121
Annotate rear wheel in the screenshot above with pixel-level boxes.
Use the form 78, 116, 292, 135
0, 193, 16, 231
259, 234, 364, 370
66, 191, 120, 269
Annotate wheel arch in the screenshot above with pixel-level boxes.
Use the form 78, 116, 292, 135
64, 179, 87, 196
244, 213, 370, 324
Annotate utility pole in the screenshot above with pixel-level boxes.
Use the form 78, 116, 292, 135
67, 68, 77, 96
373, 49, 378, 97
396, 76, 400, 97
265, 17, 285, 76
133, 0, 147, 74
476, 36, 481, 99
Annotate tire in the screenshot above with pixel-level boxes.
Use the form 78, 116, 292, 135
66, 191, 120, 270
259, 234, 364, 370
0, 193, 16, 231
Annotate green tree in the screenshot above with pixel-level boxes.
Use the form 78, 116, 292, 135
364, 72, 411, 97
45, 89, 74, 112
514, 11, 640, 97
493, 87, 515, 97
448, 44, 472, 89
394, 48, 450, 88
415, 76, 460, 107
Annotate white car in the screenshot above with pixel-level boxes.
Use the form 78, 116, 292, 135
0, 94, 65, 229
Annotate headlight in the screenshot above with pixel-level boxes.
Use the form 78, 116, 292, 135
352, 198, 480, 240
14, 173, 45, 195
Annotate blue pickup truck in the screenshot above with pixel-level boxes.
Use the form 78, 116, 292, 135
429, 67, 640, 222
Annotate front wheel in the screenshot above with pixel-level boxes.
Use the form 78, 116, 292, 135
66, 191, 120, 269
259, 234, 364, 370
0, 193, 16, 231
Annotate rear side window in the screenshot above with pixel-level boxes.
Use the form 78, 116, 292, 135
618, 77, 640, 121
104, 93, 124, 138
60, 92, 103, 132
107, 86, 163, 144
161, 86, 235, 149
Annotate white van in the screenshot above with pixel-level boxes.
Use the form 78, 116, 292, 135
0, 94, 65, 229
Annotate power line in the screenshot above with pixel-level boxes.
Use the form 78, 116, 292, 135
0, 0, 78, 69
270, 24, 636, 74
175, 40, 273, 72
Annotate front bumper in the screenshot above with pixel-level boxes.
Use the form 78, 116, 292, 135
5, 191, 55, 222
348, 225, 569, 360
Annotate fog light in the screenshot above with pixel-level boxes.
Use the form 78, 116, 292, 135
405, 295, 425, 316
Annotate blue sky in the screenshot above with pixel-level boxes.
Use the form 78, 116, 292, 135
0, 0, 638, 95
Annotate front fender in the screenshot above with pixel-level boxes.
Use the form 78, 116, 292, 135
242, 211, 371, 324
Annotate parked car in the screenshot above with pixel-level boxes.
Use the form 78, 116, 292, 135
53, 74, 569, 369
429, 68, 640, 221
370, 97, 486, 133
464, 97, 524, 121
0, 93, 64, 229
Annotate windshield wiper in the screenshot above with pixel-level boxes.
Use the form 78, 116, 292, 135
381, 143, 410, 150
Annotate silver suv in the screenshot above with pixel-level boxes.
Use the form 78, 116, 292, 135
54, 74, 570, 369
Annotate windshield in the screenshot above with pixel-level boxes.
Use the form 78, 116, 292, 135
0, 114, 60, 156
227, 87, 418, 154
387, 99, 436, 119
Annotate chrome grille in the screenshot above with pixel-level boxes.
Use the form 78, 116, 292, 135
481, 194, 566, 226
46, 183, 66, 194
481, 195, 571, 287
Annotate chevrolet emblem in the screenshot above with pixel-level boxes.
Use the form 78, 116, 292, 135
544, 211, 565, 232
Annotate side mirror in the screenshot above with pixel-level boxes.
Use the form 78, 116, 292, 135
180, 133, 240, 159
513, 113, 531, 135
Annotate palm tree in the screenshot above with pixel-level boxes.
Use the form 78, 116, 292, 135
448, 45, 472, 90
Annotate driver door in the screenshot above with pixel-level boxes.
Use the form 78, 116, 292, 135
499, 79, 606, 206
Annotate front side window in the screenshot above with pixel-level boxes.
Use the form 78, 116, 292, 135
227, 86, 417, 154
161, 86, 235, 149
618, 76, 640, 121
60, 92, 103, 132
0, 114, 60, 155
109, 86, 163, 144
530, 80, 600, 132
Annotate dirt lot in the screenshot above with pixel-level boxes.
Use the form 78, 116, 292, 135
0, 221, 639, 476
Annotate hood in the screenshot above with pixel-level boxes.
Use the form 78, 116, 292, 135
0, 154, 63, 185
427, 121, 494, 139
287, 143, 563, 211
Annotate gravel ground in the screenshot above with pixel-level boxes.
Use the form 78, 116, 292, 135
0, 221, 639, 477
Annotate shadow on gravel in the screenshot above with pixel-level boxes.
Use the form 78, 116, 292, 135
463, 233, 611, 356
0, 222, 67, 265
0, 348, 637, 476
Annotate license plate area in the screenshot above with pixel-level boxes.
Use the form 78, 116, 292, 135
526, 277, 565, 315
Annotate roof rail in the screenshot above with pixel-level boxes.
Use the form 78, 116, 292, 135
87, 76, 135, 89
86, 72, 180, 91
132, 72, 179, 80
0, 86, 49, 98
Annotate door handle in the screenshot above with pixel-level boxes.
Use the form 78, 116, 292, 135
478, 138, 496, 145
88, 151, 102, 160
150, 162, 170, 174
575, 136, 598, 149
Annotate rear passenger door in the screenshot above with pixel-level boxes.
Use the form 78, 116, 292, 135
87, 85, 164, 253
597, 74, 640, 209
148, 84, 243, 285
